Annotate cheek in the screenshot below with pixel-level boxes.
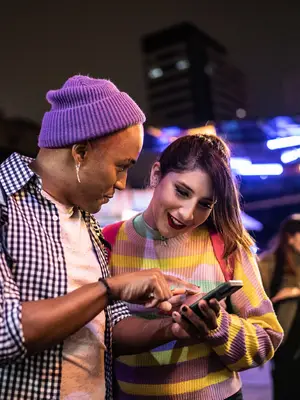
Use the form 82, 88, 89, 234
154, 192, 175, 214
86, 170, 112, 196
99, 168, 116, 186
193, 209, 212, 226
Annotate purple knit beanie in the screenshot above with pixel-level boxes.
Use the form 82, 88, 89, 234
38, 75, 146, 148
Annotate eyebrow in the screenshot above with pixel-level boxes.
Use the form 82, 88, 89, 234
176, 181, 214, 202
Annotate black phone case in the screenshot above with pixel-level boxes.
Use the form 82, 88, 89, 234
184, 282, 242, 320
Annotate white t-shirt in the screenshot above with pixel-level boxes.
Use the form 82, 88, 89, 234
42, 191, 106, 400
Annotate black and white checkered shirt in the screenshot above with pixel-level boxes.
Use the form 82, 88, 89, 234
0, 153, 130, 400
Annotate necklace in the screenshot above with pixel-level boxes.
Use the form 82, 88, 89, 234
133, 213, 168, 246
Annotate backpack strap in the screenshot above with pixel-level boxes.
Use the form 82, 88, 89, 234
210, 231, 235, 313
209, 231, 234, 281
102, 221, 124, 262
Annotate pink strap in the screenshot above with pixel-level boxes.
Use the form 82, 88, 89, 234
209, 231, 233, 281
102, 221, 124, 262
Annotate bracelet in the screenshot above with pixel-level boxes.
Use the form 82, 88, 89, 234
99, 278, 115, 305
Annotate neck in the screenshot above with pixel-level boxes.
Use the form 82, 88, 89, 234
142, 204, 157, 230
31, 150, 74, 207
133, 213, 167, 244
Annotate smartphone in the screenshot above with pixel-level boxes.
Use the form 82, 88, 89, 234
182, 280, 243, 320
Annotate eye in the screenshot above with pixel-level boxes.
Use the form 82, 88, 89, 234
175, 186, 189, 198
198, 202, 213, 210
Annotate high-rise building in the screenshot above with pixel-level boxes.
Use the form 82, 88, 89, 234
283, 70, 300, 115
141, 22, 247, 127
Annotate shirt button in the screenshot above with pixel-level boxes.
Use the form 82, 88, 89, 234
52, 215, 59, 221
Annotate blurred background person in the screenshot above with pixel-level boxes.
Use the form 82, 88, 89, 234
259, 214, 300, 400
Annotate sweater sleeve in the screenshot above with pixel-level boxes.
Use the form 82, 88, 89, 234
205, 247, 283, 372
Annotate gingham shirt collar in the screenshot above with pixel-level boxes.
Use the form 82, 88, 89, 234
0, 152, 38, 195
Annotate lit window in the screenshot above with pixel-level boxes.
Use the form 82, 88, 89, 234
236, 108, 247, 119
204, 63, 215, 76
176, 60, 190, 71
148, 68, 163, 79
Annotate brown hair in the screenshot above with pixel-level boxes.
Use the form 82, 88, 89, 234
271, 215, 300, 275
268, 215, 300, 297
157, 133, 253, 258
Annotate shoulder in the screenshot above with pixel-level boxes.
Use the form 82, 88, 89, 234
258, 251, 275, 266
102, 218, 134, 246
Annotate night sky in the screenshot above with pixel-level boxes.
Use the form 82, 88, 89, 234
0, 0, 300, 123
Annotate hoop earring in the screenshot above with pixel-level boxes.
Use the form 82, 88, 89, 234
75, 163, 81, 183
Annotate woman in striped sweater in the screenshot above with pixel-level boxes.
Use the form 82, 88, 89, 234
104, 134, 283, 400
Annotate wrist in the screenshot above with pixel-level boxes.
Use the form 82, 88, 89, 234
99, 278, 117, 305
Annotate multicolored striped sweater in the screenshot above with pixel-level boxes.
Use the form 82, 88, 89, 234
109, 217, 283, 400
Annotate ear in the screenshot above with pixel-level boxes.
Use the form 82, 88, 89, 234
71, 142, 90, 164
287, 233, 295, 246
150, 162, 161, 188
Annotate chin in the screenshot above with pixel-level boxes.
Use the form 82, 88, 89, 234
83, 202, 102, 214
91, 205, 102, 214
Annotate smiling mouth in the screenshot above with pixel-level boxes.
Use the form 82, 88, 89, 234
103, 194, 114, 200
167, 213, 187, 230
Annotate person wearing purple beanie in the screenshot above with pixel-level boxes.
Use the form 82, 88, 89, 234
0, 75, 197, 400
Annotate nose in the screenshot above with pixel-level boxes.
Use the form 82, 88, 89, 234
178, 201, 196, 223
114, 173, 127, 191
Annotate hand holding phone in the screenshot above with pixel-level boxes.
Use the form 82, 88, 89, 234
171, 281, 243, 340
181, 280, 243, 320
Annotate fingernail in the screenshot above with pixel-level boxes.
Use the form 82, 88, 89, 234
181, 306, 188, 312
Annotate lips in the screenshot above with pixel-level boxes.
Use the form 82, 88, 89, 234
102, 193, 114, 203
167, 213, 186, 230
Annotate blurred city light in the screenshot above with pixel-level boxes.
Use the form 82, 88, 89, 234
237, 163, 283, 176
267, 136, 300, 150
281, 148, 300, 163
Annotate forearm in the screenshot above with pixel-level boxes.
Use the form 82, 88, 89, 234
22, 281, 108, 354
113, 316, 175, 356
207, 247, 283, 370
206, 306, 283, 371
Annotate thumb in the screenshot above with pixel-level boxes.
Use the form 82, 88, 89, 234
145, 299, 172, 311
